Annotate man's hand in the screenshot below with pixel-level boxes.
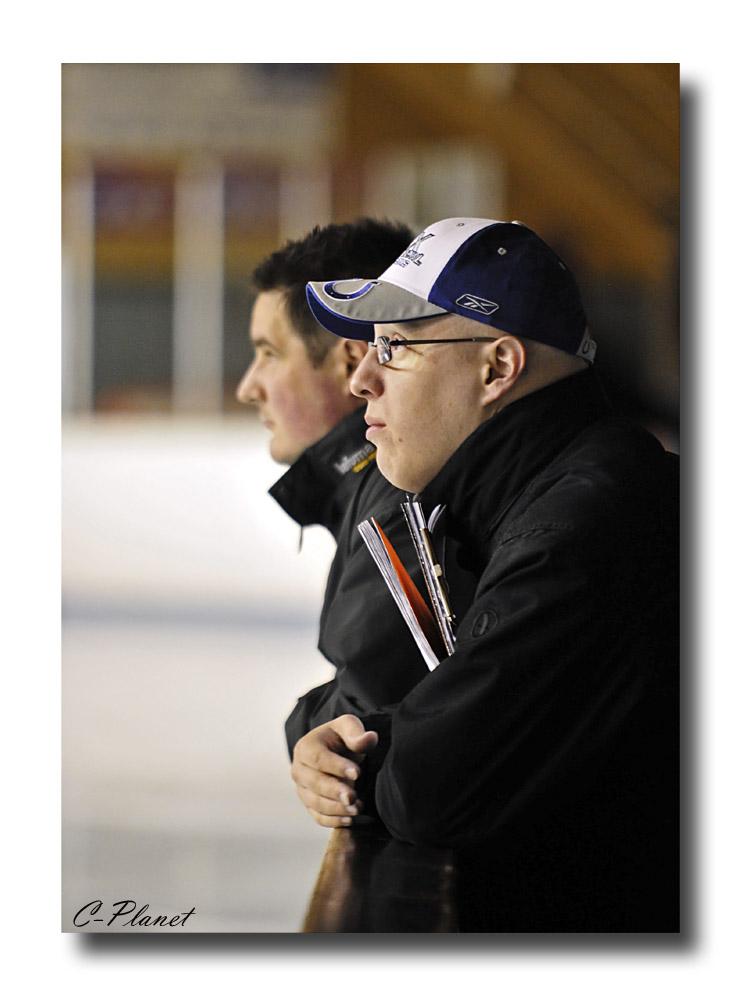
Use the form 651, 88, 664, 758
291, 715, 379, 828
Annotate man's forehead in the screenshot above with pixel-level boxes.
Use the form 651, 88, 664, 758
250, 289, 299, 343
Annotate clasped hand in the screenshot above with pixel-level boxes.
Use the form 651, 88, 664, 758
290, 715, 378, 828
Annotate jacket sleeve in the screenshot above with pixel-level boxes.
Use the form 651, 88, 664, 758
364, 517, 674, 848
284, 679, 377, 760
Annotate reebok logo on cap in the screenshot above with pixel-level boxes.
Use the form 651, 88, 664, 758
456, 294, 499, 316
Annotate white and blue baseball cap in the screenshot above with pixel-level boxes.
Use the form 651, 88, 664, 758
306, 218, 596, 363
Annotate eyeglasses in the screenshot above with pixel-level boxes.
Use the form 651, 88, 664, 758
371, 334, 498, 366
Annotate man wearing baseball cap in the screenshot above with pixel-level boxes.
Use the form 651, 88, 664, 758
295, 218, 678, 930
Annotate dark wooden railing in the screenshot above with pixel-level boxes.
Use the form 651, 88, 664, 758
302, 823, 458, 932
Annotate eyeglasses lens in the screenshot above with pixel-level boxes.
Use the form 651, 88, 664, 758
376, 337, 392, 365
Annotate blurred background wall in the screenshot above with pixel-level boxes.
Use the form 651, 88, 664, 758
61, 63, 679, 932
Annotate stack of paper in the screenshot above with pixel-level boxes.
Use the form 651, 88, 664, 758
357, 503, 456, 671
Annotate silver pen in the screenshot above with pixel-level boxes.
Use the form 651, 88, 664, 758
401, 497, 456, 656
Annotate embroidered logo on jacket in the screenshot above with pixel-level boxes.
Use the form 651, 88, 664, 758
334, 443, 376, 475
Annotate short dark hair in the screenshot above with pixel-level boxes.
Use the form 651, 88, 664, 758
251, 218, 414, 365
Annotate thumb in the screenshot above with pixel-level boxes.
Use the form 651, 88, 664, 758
333, 715, 379, 753
352, 729, 379, 753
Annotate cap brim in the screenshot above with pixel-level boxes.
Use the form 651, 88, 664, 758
306, 278, 448, 340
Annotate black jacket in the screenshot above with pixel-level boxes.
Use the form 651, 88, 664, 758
350, 370, 678, 930
276, 374, 679, 931
271, 409, 429, 746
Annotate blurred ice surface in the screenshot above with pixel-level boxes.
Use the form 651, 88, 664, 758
62, 418, 338, 932
62, 416, 336, 605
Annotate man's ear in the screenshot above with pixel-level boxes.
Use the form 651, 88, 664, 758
337, 338, 367, 381
480, 336, 527, 406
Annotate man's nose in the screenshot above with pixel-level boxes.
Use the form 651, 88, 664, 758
349, 346, 383, 399
235, 361, 262, 405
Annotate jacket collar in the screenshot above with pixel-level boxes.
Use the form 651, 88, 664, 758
418, 369, 612, 539
268, 407, 376, 537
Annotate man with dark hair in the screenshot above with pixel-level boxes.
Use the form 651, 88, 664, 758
238, 218, 414, 464
297, 217, 679, 930
237, 219, 431, 829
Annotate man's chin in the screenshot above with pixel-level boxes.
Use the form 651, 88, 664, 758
376, 450, 418, 493
268, 436, 299, 466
